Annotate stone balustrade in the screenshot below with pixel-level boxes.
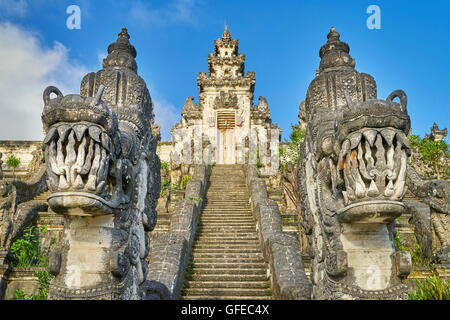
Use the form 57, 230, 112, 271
245, 164, 311, 299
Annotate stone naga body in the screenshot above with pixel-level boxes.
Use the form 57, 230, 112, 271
41, 29, 161, 299
299, 28, 412, 299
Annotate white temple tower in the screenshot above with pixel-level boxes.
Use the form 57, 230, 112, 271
171, 27, 280, 174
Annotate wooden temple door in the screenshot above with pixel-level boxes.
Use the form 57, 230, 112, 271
217, 111, 236, 164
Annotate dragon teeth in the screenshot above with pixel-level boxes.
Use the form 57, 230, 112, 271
89, 126, 102, 143
349, 132, 362, 150
57, 124, 71, 142
363, 129, 377, 147
380, 129, 396, 146
73, 124, 88, 141
44, 127, 57, 145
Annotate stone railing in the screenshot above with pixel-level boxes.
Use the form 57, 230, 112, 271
147, 164, 210, 299
245, 165, 311, 300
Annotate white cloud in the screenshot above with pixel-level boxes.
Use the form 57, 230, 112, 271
0, 0, 28, 18
153, 98, 180, 141
0, 22, 88, 140
0, 22, 180, 142
129, 0, 199, 27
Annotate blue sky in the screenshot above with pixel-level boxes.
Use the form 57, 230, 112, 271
0, 0, 449, 141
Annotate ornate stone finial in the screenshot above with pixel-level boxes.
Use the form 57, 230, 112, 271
118, 28, 130, 42
427, 122, 448, 141
103, 27, 138, 72
327, 26, 340, 41
222, 24, 231, 41
318, 26, 355, 73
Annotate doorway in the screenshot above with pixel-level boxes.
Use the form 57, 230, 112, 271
217, 111, 236, 164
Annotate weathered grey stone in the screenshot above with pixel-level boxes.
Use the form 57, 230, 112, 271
41, 28, 161, 300
406, 166, 450, 262
148, 232, 187, 299
268, 233, 311, 300
147, 165, 210, 299
246, 164, 312, 300
184, 181, 203, 200
170, 27, 280, 173
299, 27, 412, 299
0, 165, 48, 264
405, 200, 433, 258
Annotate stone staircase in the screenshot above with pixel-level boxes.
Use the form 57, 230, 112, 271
182, 165, 273, 300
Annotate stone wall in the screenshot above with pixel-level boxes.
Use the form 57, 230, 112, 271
147, 164, 210, 299
157, 142, 173, 164
245, 165, 311, 299
0, 141, 41, 178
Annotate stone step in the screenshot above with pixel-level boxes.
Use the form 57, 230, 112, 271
181, 166, 273, 300
196, 235, 259, 241
186, 273, 268, 282
197, 221, 255, 225
206, 192, 249, 195
198, 231, 256, 235
198, 229, 256, 234
193, 245, 261, 250
192, 248, 263, 254
192, 252, 263, 258
202, 208, 252, 211
192, 257, 265, 264
203, 203, 250, 205
191, 262, 266, 269
202, 209, 250, 211
195, 239, 259, 248
183, 288, 271, 297
184, 281, 270, 289
204, 198, 250, 201
200, 219, 255, 223
202, 210, 251, 213
201, 215, 253, 219
207, 190, 248, 192
204, 199, 249, 201
208, 181, 246, 184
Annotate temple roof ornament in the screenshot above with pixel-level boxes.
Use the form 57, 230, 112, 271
318, 27, 356, 74
103, 27, 138, 72
81, 28, 153, 143
305, 27, 377, 120
251, 96, 271, 123
222, 25, 231, 41
426, 122, 448, 141
182, 96, 203, 120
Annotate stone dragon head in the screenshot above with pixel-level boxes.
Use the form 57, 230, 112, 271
41, 28, 161, 300
299, 28, 412, 299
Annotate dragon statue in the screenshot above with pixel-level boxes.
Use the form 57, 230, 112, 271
41, 28, 161, 300
299, 27, 413, 299
405, 167, 450, 263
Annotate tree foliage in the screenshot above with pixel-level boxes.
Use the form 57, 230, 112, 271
408, 135, 450, 179
278, 125, 305, 212
5, 154, 21, 179
280, 125, 305, 171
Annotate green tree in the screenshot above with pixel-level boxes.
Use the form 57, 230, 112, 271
6, 154, 21, 179
279, 125, 306, 214
279, 125, 305, 170
408, 135, 450, 179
